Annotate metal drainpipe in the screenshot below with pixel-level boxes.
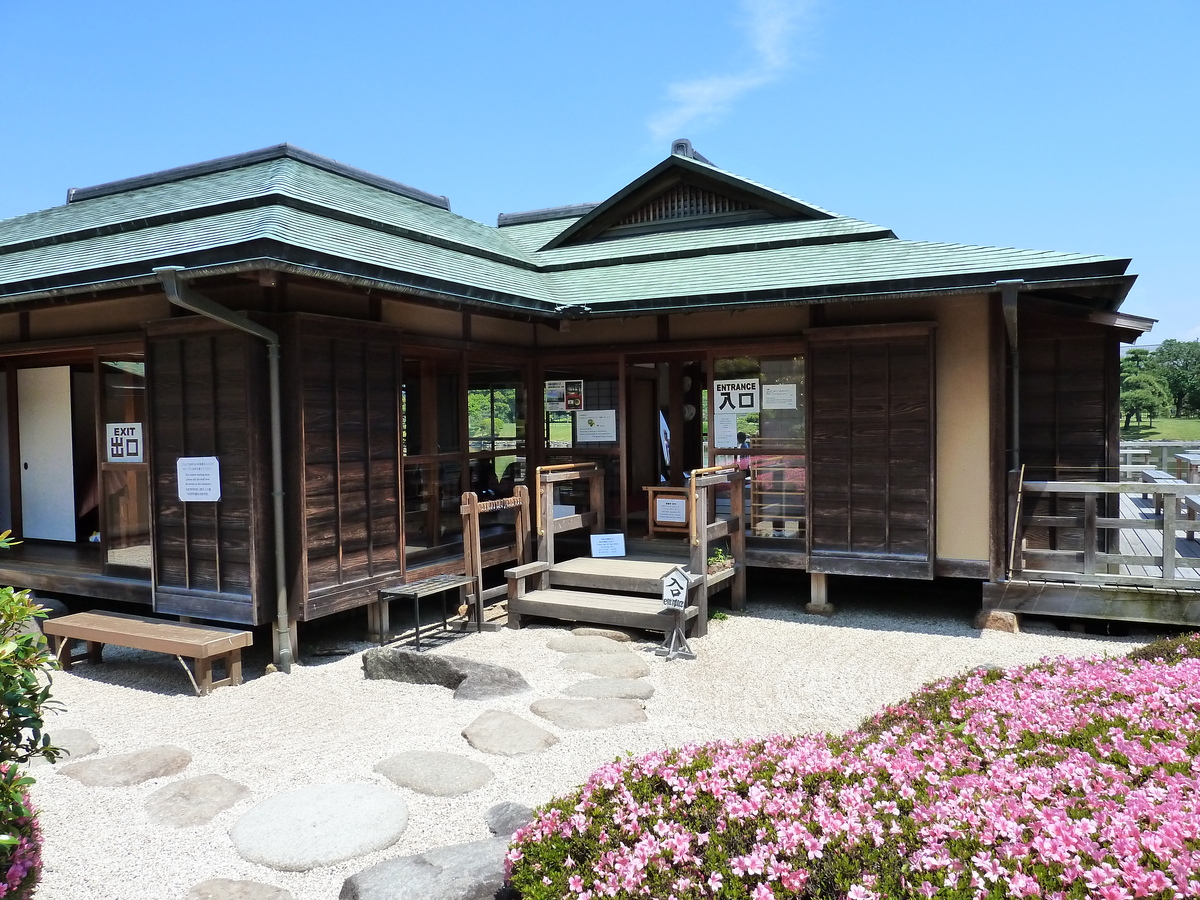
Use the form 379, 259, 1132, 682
153, 267, 293, 673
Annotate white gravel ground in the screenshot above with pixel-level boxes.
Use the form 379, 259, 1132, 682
27, 588, 1155, 900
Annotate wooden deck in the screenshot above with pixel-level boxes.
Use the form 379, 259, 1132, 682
1118, 492, 1200, 579
0, 541, 152, 605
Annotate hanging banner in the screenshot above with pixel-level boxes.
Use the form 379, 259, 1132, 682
713, 378, 760, 413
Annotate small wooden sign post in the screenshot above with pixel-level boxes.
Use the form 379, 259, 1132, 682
657, 565, 696, 661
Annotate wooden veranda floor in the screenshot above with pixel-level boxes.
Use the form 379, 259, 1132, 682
1119, 492, 1200, 579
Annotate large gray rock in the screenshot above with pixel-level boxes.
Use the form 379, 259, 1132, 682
558, 651, 650, 679
461, 710, 558, 757
563, 677, 655, 700
231, 783, 408, 872
31, 727, 99, 767
186, 879, 294, 900
363, 649, 530, 700
486, 802, 533, 837
146, 773, 249, 827
340, 836, 516, 900
545, 634, 629, 654
375, 751, 493, 797
60, 745, 191, 787
530, 698, 647, 730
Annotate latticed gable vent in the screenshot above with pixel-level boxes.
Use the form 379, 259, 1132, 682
616, 183, 757, 227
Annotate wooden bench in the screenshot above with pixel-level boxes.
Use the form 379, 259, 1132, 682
1142, 469, 1187, 514
1185, 494, 1200, 542
373, 573, 476, 651
44, 611, 253, 696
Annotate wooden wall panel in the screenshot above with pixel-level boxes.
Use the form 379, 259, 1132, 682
147, 328, 269, 624
288, 316, 403, 619
807, 328, 935, 578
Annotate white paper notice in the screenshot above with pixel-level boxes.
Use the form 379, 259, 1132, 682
544, 380, 567, 411
576, 409, 617, 442
714, 413, 739, 448
656, 497, 688, 524
590, 533, 626, 558
762, 383, 798, 410
713, 378, 760, 413
177, 457, 221, 502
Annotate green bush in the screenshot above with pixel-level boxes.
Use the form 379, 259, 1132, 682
1125, 630, 1200, 665
0, 577, 61, 897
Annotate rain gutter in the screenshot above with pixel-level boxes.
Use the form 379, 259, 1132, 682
152, 266, 293, 673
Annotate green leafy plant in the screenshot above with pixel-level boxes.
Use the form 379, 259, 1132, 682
0, 563, 61, 898
706, 546, 733, 572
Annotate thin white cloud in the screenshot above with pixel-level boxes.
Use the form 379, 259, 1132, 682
648, 0, 812, 145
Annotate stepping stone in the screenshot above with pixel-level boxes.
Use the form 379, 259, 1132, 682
530, 698, 647, 730
546, 634, 629, 654
340, 836, 512, 900
146, 773, 250, 827
187, 879, 294, 900
461, 710, 558, 757
558, 651, 650, 679
60, 745, 191, 787
231, 783, 408, 872
573, 626, 631, 642
486, 801, 534, 837
564, 677, 655, 700
362, 649, 530, 700
374, 751, 493, 797
31, 727, 99, 767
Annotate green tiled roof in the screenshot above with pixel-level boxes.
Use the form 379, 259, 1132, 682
0, 144, 1133, 316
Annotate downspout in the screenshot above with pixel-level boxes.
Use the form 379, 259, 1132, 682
998, 279, 1023, 471
153, 266, 293, 673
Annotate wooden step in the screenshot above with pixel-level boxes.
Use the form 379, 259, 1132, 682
508, 588, 697, 633
548, 556, 693, 595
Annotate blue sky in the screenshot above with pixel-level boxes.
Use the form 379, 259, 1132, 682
2, 1, 1196, 342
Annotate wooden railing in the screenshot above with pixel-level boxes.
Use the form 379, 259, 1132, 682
534, 463, 605, 568
1013, 479, 1200, 588
1120, 440, 1200, 475
460, 485, 531, 617
688, 464, 747, 610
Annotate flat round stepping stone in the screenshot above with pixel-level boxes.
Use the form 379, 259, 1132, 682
558, 651, 650, 679
572, 626, 632, 642
486, 801, 533, 836
461, 710, 558, 757
531, 698, 647, 730
60, 745, 191, 787
31, 727, 99, 767
341, 836, 509, 900
186, 879, 294, 900
231, 783, 407, 872
374, 750, 493, 797
146, 773, 249, 827
546, 634, 629, 654
564, 677, 655, 700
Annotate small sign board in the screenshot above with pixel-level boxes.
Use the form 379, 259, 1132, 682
177, 456, 221, 502
656, 497, 688, 524
590, 533, 626, 558
106, 422, 143, 463
713, 378, 760, 413
575, 409, 617, 442
661, 565, 690, 609
762, 383, 797, 410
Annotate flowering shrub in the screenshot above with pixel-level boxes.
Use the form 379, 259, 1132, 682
0, 768, 39, 899
508, 645, 1200, 899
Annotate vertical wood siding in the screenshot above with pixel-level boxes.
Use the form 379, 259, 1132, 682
148, 329, 269, 624
807, 330, 935, 578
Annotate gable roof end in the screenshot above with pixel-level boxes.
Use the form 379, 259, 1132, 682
540, 151, 836, 250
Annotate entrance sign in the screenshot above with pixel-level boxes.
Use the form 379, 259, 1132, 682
656, 497, 687, 523
660, 565, 689, 609
106, 423, 144, 463
713, 378, 760, 413
177, 457, 221, 502
590, 533, 626, 558
576, 409, 616, 442
762, 383, 797, 410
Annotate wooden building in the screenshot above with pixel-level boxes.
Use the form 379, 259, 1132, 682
0, 141, 1154, 662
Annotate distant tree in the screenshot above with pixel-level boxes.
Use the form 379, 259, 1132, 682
1151, 339, 1200, 418
1120, 348, 1171, 427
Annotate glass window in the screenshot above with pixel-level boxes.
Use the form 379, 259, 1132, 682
99, 358, 150, 573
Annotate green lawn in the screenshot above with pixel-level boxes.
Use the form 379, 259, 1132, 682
1121, 416, 1200, 441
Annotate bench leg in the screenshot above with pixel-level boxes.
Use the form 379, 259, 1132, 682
195, 658, 214, 696
86, 640, 104, 664
367, 598, 390, 644
228, 650, 243, 687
